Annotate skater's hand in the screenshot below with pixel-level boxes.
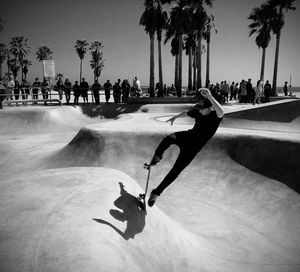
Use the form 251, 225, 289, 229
199, 88, 211, 98
166, 116, 176, 126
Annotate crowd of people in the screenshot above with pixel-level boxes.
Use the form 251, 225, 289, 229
0, 76, 144, 106
207, 78, 293, 105
0, 75, 294, 107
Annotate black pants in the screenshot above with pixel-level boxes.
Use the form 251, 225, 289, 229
152, 133, 199, 196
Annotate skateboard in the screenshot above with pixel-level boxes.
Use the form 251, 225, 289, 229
137, 162, 151, 212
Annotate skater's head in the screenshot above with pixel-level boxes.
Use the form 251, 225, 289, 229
195, 90, 212, 109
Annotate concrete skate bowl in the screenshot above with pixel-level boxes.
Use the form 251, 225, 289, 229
222, 99, 300, 132
45, 126, 300, 270
0, 106, 107, 135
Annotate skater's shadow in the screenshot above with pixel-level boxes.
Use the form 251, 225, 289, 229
93, 182, 146, 240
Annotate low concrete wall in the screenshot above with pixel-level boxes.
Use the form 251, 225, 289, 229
128, 96, 197, 104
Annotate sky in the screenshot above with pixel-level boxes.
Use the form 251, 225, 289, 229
1, 0, 300, 87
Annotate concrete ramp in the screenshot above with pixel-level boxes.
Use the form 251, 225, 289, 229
0, 106, 103, 134
1, 101, 300, 272
43, 115, 300, 271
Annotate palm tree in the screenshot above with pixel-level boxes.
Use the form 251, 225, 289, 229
248, 4, 274, 82
9, 36, 30, 81
192, 5, 209, 89
0, 43, 9, 79
268, 0, 296, 94
167, 1, 193, 96
140, 0, 157, 97
74, 39, 89, 83
155, 1, 168, 95
184, 33, 196, 90
169, 37, 180, 89
35, 45, 53, 80
89, 40, 104, 81
203, 15, 216, 87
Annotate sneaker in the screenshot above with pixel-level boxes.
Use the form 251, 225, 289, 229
148, 191, 159, 207
150, 155, 161, 166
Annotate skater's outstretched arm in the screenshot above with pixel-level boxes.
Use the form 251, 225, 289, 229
198, 88, 224, 118
166, 111, 188, 126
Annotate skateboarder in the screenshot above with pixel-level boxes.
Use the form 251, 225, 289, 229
148, 88, 224, 207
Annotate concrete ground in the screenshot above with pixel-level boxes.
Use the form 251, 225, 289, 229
0, 99, 299, 272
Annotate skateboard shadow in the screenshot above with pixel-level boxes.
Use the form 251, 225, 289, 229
93, 182, 146, 240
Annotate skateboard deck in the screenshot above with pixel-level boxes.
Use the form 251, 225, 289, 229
137, 162, 151, 212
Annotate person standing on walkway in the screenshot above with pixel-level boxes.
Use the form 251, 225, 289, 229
239, 79, 247, 103
73, 81, 80, 105
283, 81, 288, 96
55, 78, 64, 101
147, 88, 224, 207
63, 78, 72, 105
41, 79, 49, 105
254, 80, 263, 104
104, 79, 112, 104
113, 79, 122, 104
92, 79, 101, 105
80, 78, 89, 104
264, 80, 271, 102
121, 79, 130, 103
32, 77, 41, 104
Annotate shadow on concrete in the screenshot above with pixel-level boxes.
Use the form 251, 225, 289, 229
93, 182, 146, 240
79, 103, 146, 119
226, 137, 300, 194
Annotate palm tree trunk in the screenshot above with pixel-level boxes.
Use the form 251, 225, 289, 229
21, 59, 24, 82
272, 32, 280, 96
175, 54, 178, 87
177, 34, 183, 97
205, 40, 210, 87
193, 48, 196, 90
149, 36, 155, 97
158, 38, 163, 96
197, 33, 202, 89
260, 47, 266, 81
188, 46, 192, 91
80, 59, 83, 83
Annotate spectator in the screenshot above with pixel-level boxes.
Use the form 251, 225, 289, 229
229, 82, 235, 100
92, 79, 101, 105
14, 80, 21, 105
223, 81, 229, 103
264, 80, 271, 102
32, 77, 41, 104
104, 80, 112, 104
73, 81, 80, 105
64, 78, 72, 104
41, 79, 49, 105
169, 84, 176, 96
21, 79, 30, 104
212, 83, 221, 103
163, 84, 167, 97
7, 76, 15, 105
0, 79, 6, 108
80, 78, 89, 104
246, 78, 254, 104
55, 78, 64, 100
113, 79, 122, 104
234, 83, 239, 100
121, 79, 130, 103
283, 81, 288, 96
254, 80, 263, 105
132, 76, 142, 97
239, 79, 247, 103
